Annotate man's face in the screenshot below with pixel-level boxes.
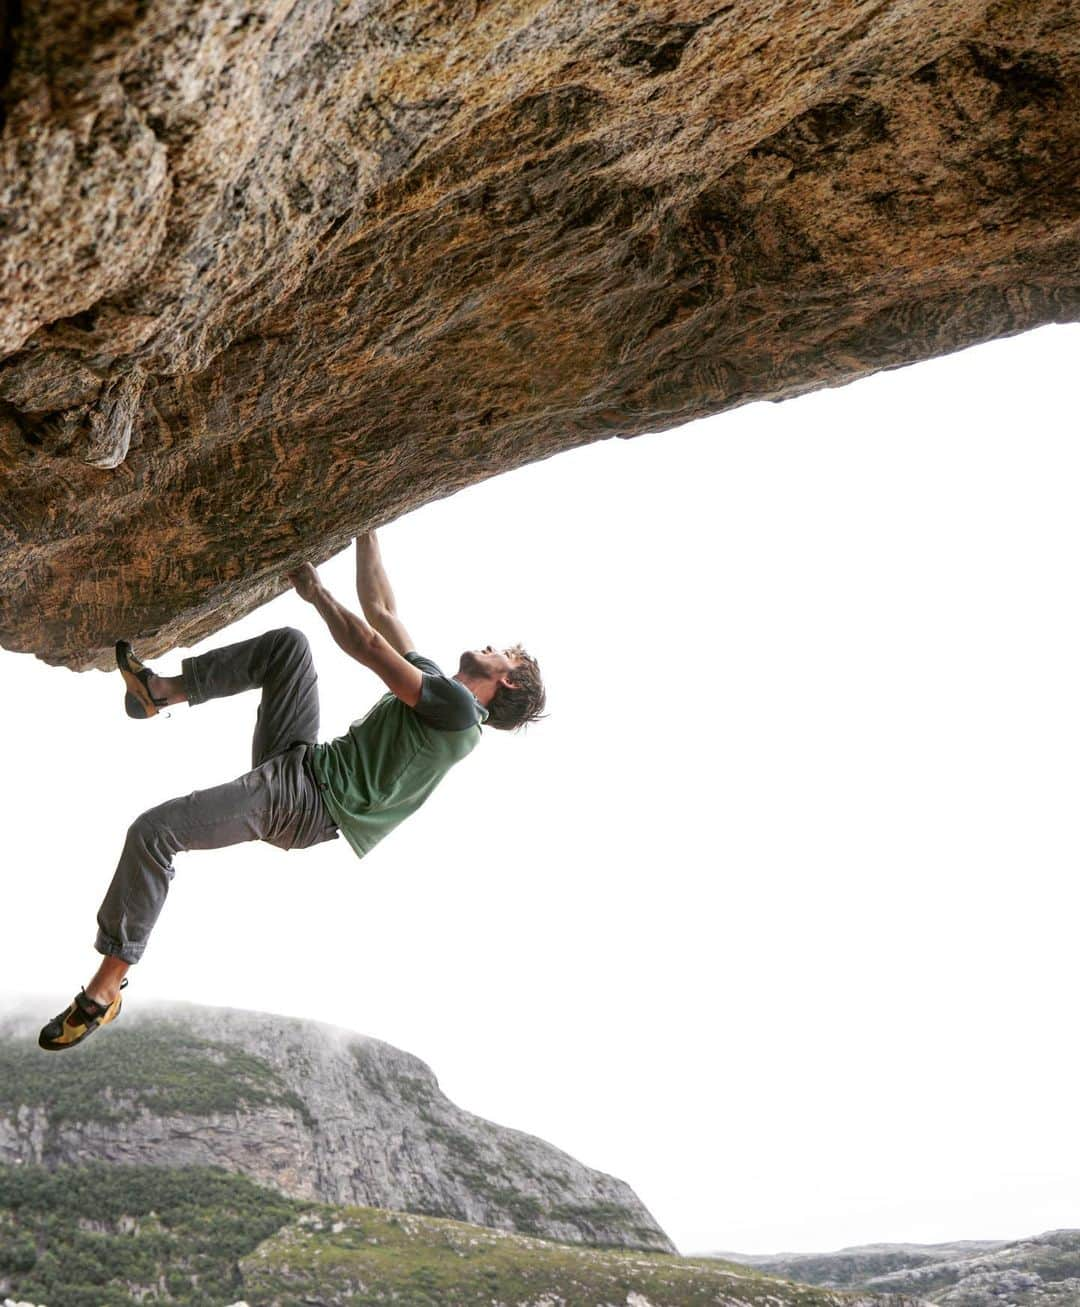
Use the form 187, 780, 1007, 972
459, 646, 521, 682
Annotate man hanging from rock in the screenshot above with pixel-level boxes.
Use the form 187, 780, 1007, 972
38, 530, 546, 1051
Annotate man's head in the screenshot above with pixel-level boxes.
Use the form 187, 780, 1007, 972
457, 644, 546, 731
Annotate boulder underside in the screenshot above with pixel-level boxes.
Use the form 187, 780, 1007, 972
1, 0, 1077, 667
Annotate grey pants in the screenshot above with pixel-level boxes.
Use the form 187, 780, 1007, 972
96, 626, 339, 963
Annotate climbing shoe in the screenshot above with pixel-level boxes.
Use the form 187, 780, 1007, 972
38, 981, 128, 1052
116, 640, 167, 719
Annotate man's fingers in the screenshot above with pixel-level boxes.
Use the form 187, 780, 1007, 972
287, 564, 317, 596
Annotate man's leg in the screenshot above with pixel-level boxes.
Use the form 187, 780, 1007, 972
41, 628, 334, 1047
90, 750, 305, 1000
42, 751, 318, 1049
85, 954, 130, 1006
180, 626, 321, 768
134, 626, 320, 767
83, 628, 328, 995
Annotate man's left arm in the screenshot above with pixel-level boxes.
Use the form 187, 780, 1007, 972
355, 532, 416, 656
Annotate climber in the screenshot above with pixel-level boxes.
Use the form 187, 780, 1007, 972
38, 530, 546, 1051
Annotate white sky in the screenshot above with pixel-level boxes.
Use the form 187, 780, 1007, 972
2, 322, 1079, 1256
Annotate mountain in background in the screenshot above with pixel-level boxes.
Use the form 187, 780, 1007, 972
4, 1000, 1067, 1305
0, 1000, 669, 1253
718, 1232, 1080, 1306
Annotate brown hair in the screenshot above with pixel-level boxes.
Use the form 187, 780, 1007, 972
486, 645, 547, 732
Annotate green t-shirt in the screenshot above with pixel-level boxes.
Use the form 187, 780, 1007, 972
309, 653, 485, 860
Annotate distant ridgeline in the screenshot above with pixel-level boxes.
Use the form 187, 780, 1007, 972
719, 1234, 1080, 1306
0, 1003, 670, 1252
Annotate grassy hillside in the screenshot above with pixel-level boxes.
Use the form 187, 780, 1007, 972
239, 1206, 911, 1307
0, 1165, 917, 1307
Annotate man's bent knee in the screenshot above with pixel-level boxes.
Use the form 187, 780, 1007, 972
126, 811, 158, 848
272, 626, 313, 668
275, 626, 308, 650
124, 808, 180, 870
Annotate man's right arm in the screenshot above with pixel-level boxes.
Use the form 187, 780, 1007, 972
289, 562, 423, 707
355, 532, 416, 656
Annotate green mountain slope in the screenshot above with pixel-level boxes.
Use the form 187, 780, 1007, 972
0, 1165, 301, 1307
0, 1165, 922, 1307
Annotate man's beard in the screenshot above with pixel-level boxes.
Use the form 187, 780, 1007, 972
458, 650, 486, 677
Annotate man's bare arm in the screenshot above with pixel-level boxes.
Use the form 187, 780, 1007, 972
289, 562, 422, 706
355, 532, 416, 656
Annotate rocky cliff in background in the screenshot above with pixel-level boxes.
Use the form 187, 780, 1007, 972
1, 0, 1077, 667
720, 1231, 1080, 1306
0, 1001, 673, 1252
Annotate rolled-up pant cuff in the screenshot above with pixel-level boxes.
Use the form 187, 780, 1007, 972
94, 930, 145, 964
181, 655, 207, 707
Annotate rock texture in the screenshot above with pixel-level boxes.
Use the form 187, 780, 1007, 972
719, 1231, 1080, 1306
1, 0, 1077, 667
0, 1001, 674, 1251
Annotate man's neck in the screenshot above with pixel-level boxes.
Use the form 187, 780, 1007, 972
454, 671, 493, 706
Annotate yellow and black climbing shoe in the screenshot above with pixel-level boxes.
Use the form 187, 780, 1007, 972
116, 640, 167, 719
38, 981, 128, 1052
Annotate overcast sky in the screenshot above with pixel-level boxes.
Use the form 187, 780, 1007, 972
2, 322, 1078, 1256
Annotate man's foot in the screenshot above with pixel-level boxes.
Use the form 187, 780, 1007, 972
38, 981, 128, 1052
116, 641, 168, 719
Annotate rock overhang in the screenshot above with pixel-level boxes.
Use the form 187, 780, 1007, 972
0, 0, 1077, 667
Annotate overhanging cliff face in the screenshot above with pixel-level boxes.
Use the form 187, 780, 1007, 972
1, 0, 1077, 667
